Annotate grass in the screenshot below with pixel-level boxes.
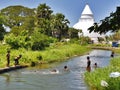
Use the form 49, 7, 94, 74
0, 43, 91, 68
41, 43, 90, 63
84, 57, 120, 90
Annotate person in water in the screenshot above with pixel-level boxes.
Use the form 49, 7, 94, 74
64, 65, 69, 71
14, 54, 22, 66
86, 56, 91, 72
50, 69, 59, 74
111, 51, 114, 57
94, 63, 97, 69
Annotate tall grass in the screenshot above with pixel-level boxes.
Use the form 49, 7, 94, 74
84, 57, 120, 90
40, 43, 90, 63
0, 43, 91, 68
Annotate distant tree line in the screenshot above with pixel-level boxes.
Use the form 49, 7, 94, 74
0, 3, 79, 50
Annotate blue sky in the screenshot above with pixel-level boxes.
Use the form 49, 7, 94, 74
0, 0, 120, 27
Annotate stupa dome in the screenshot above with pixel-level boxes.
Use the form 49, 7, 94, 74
73, 4, 102, 42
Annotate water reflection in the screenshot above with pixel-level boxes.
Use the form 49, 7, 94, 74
1, 74, 10, 86
4, 74, 10, 85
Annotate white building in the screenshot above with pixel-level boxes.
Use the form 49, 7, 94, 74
73, 4, 102, 43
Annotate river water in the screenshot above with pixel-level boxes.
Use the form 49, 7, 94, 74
0, 50, 112, 90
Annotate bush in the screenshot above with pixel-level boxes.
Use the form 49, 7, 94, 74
5, 30, 57, 50
5, 33, 31, 49
31, 30, 57, 50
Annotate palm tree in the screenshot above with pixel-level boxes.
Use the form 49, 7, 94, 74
50, 13, 70, 40
36, 3, 53, 19
36, 3, 53, 36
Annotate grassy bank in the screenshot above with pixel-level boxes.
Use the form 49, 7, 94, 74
84, 51, 120, 90
0, 43, 91, 68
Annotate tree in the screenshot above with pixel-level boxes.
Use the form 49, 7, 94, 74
5, 31, 31, 49
1, 5, 35, 28
51, 13, 70, 40
36, 3, 53, 19
20, 16, 35, 34
88, 7, 120, 34
36, 3, 53, 36
31, 29, 56, 50
0, 14, 5, 41
68, 28, 78, 38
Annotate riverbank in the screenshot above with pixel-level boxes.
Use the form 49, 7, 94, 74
0, 65, 28, 74
84, 47, 120, 90
0, 43, 91, 68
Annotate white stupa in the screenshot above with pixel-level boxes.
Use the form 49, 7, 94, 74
73, 4, 101, 42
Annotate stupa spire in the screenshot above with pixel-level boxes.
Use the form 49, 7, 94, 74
73, 4, 102, 43
82, 4, 93, 15
80, 4, 94, 19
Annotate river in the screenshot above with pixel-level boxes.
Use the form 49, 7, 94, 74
0, 50, 112, 90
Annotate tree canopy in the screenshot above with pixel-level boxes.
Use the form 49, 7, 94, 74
88, 7, 120, 34
0, 14, 6, 40
1, 3, 72, 50
1, 5, 35, 28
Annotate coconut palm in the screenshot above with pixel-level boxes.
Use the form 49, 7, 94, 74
50, 13, 70, 40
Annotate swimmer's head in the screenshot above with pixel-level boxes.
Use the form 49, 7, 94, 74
87, 56, 90, 60
64, 66, 67, 69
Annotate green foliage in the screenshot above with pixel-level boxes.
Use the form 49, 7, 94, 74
36, 3, 53, 36
1, 5, 35, 28
40, 43, 91, 63
107, 77, 120, 90
90, 43, 111, 47
36, 3, 53, 19
11, 26, 22, 36
5, 27, 57, 50
5, 34, 20, 48
85, 57, 120, 90
5, 32, 31, 49
37, 55, 43, 61
30, 30, 48, 50
0, 3, 71, 43
0, 15, 6, 41
68, 36, 91, 45
1, 3, 77, 52
68, 28, 78, 38
79, 36, 91, 45
50, 13, 70, 40
20, 16, 35, 34
88, 7, 120, 34
0, 43, 91, 68
0, 26, 5, 40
